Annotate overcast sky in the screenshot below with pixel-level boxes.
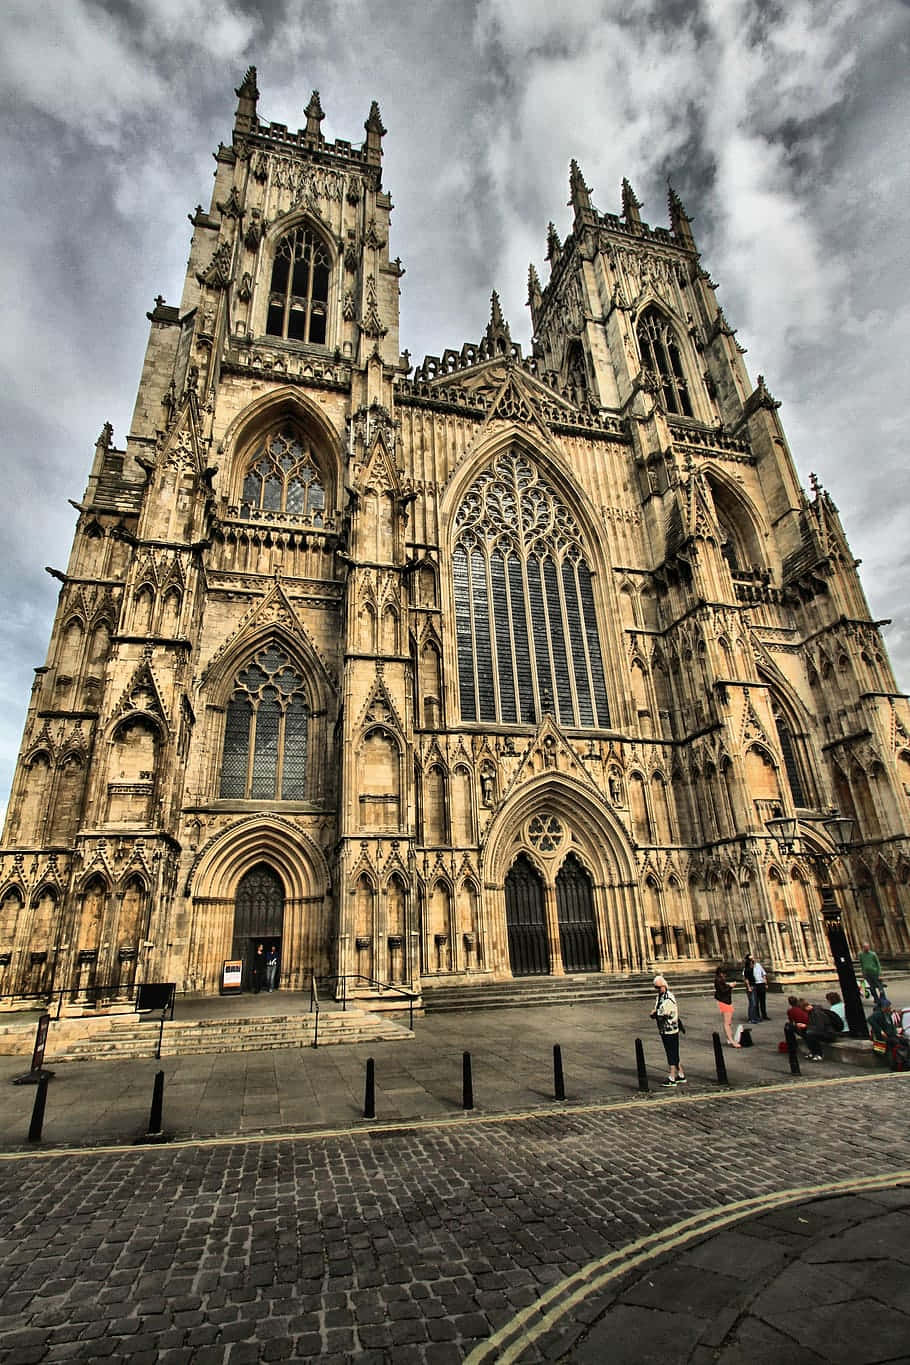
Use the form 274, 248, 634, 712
0, 0, 908, 817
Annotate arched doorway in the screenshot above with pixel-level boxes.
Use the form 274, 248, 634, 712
505, 854, 549, 976
233, 863, 285, 991
556, 854, 600, 972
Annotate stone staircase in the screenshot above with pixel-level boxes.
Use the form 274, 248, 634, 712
2, 1007, 414, 1063
422, 971, 713, 1013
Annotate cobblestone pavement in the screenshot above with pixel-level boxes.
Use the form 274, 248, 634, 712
0, 1073, 908, 1364
5, 985, 906, 1149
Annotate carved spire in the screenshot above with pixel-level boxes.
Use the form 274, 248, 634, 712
546, 221, 562, 263
485, 290, 511, 351
527, 263, 542, 311
621, 177, 642, 229
234, 66, 259, 135
568, 159, 592, 218
667, 180, 695, 250
304, 90, 325, 141
363, 100, 386, 164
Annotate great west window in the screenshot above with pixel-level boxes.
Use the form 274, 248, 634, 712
453, 451, 610, 727
220, 644, 308, 800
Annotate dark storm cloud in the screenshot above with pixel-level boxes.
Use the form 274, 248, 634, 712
0, 0, 908, 815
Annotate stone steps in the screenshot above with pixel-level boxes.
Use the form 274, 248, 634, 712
43, 1008, 413, 1062
422, 973, 712, 1013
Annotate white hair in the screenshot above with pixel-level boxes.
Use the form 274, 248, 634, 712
653, 975, 668, 990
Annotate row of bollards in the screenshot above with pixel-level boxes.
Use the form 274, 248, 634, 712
22, 1028, 802, 1141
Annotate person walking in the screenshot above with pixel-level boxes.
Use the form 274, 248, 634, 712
859, 942, 885, 1003
265, 945, 279, 992
743, 953, 760, 1023
651, 974, 686, 1086
714, 966, 740, 1046
751, 956, 770, 1020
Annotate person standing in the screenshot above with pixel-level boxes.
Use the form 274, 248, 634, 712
742, 953, 760, 1023
859, 942, 885, 1003
651, 974, 686, 1087
265, 945, 279, 992
751, 956, 770, 1020
252, 942, 265, 993
714, 967, 740, 1046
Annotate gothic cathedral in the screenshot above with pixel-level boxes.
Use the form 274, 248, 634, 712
2, 70, 909, 1004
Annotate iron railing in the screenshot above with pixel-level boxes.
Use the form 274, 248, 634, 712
309, 973, 419, 1046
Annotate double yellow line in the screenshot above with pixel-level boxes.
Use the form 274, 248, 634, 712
466, 1169, 910, 1363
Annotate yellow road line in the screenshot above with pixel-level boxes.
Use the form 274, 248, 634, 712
465, 1169, 910, 1364
0, 1070, 905, 1163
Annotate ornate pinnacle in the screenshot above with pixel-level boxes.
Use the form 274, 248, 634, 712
546, 221, 562, 261
668, 179, 695, 248
527, 263, 542, 307
621, 177, 642, 227
304, 90, 325, 139
234, 66, 259, 134
235, 67, 259, 102
365, 100, 386, 136
485, 291, 511, 347
569, 159, 592, 214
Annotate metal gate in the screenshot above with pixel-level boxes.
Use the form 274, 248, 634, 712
505, 854, 549, 976
556, 854, 600, 973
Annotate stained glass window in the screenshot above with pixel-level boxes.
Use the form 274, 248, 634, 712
239, 429, 326, 524
266, 225, 330, 345
453, 450, 611, 728
219, 645, 308, 799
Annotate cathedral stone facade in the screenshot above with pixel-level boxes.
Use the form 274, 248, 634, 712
2, 70, 909, 1004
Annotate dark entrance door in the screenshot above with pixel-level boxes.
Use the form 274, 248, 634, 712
556, 854, 601, 973
505, 854, 549, 976
233, 864, 285, 991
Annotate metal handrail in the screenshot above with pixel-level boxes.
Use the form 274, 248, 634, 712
310, 974, 420, 1031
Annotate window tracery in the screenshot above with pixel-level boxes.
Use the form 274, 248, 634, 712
219, 643, 308, 800
453, 450, 610, 727
636, 308, 692, 416
266, 225, 330, 344
239, 428, 326, 524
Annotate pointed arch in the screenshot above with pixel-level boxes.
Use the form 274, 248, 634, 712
702, 466, 767, 574
188, 815, 328, 904
444, 437, 612, 728
263, 217, 334, 346
635, 303, 692, 416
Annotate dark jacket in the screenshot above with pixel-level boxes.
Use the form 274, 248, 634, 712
714, 974, 732, 1005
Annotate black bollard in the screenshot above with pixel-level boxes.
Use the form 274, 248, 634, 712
553, 1044, 566, 1102
364, 1057, 376, 1120
462, 1050, 474, 1110
712, 1032, 729, 1086
27, 1076, 49, 1144
635, 1037, 649, 1093
147, 1069, 165, 1135
786, 1025, 801, 1076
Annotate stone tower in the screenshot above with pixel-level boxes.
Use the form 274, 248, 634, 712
1, 73, 908, 1004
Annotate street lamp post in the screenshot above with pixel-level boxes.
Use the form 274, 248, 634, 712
765, 812, 869, 1040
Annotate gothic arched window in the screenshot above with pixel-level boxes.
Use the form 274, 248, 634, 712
239, 428, 326, 524
453, 450, 610, 727
266, 225, 330, 344
772, 702, 808, 808
219, 644, 309, 800
637, 308, 692, 416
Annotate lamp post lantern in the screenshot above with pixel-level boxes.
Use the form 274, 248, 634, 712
766, 812, 868, 1039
